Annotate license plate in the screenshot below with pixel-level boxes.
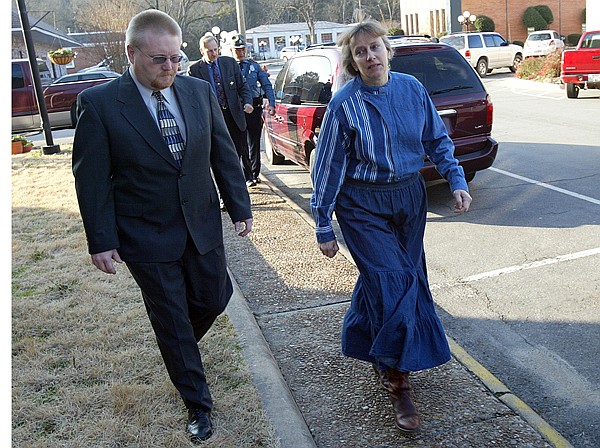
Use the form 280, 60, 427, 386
589, 74, 600, 82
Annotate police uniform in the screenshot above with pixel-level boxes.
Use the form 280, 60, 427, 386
234, 36, 276, 182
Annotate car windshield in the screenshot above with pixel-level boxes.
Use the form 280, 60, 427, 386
439, 36, 464, 50
391, 47, 482, 96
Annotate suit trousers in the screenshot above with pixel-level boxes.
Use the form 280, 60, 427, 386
221, 107, 253, 182
246, 104, 263, 180
126, 236, 233, 411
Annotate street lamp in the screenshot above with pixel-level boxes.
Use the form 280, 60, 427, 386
457, 11, 477, 32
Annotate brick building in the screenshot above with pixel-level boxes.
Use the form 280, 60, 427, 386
399, 0, 587, 43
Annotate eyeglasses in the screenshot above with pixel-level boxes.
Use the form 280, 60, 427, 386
135, 46, 183, 64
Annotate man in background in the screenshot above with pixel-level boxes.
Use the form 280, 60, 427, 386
230, 34, 276, 184
189, 34, 256, 187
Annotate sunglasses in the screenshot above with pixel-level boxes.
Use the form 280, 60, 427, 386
135, 46, 183, 64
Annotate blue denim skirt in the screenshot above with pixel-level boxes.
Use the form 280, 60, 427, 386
335, 173, 451, 372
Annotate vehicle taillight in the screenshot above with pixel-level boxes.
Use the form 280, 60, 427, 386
465, 49, 471, 58
486, 95, 493, 126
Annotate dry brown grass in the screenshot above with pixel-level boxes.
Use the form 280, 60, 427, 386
11, 148, 279, 447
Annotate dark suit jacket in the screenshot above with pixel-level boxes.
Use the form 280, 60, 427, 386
188, 56, 252, 132
72, 70, 251, 262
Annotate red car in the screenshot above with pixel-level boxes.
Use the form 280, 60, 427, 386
263, 38, 498, 183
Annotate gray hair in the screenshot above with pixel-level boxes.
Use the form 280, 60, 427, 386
125, 9, 182, 48
199, 34, 218, 49
338, 20, 392, 77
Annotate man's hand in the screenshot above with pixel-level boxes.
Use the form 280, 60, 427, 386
235, 218, 253, 237
91, 249, 122, 274
453, 189, 472, 214
319, 240, 339, 258
243, 103, 254, 114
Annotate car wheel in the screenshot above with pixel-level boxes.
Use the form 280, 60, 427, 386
476, 58, 488, 77
566, 83, 579, 99
262, 124, 285, 165
510, 54, 523, 72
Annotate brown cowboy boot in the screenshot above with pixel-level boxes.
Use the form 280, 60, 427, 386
373, 365, 421, 433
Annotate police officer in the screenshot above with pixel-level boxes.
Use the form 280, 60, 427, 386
231, 34, 276, 184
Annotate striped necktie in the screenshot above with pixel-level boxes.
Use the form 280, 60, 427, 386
152, 91, 185, 166
211, 62, 227, 108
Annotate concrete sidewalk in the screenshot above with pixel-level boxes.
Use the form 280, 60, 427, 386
223, 176, 573, 448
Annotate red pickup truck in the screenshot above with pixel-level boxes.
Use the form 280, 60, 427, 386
11, 59, 120, 133
561, 30, 600, 98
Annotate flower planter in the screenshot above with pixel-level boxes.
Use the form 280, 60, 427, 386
12, 141, 23, 155
49, 53, 74, 65
23, 144, 33, 153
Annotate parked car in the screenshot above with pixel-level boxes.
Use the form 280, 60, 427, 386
263, 39, 498, 183
279, 46, 304, 61
524, 30, 565, 58
12, 59, 119, 133
440, 32, 523, 77
51, 71, 120, 84
561, 30, 600, 98
177, 49, 190, 75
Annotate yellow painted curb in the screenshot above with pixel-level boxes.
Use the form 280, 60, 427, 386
447, 337, 574, 448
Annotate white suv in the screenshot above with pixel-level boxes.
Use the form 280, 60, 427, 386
523, 30, 564, 58
440, 32, 523, 77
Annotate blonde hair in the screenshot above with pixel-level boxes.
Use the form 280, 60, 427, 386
338, 20, 392, 77
125, 9, 182, 48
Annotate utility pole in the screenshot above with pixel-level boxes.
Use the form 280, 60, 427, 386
16, 0, 60, 154
235, 0, 246, 36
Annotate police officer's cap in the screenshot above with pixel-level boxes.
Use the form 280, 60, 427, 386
232, 34, 247, 49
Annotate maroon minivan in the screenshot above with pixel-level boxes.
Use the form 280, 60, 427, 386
263, 39, 498, 183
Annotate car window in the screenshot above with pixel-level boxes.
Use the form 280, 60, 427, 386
12, 63, 25, 89
55, 75, 79, 83
280, 55, 333, 105
391, 48, 483, 96
81, 73, 103, 81
483, 34, 497, 47
529, 33, 551, 41
440, 36, 465, 50
492, 34, 507, 46
467, 35, 483, 48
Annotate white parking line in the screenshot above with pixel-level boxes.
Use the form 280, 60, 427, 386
489, 167, 600, 206
462, 247, 600, 282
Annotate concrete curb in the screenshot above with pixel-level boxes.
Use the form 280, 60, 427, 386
225, 267, 317, 448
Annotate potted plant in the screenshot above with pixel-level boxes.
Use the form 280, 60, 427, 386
12, 135, 33, 154
48, 48, 75, 65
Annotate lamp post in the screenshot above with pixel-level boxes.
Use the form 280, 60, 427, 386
457, 11, 477, 32
211, 25, 221, 45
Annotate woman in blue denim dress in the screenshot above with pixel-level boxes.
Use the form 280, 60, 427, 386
310, 20, 472, 434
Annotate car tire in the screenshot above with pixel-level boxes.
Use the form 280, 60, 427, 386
263, 124, 285, 165
476, 58, 488, 77
566, 83, 579, 99
510, 54, 523, 72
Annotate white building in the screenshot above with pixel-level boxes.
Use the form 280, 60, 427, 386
243, 21, 354, 59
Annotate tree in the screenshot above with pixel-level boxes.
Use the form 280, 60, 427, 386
534, 5, 554, 26
522, 7, 548, 31
73, 0, 137, 73
474, 15, 495, 32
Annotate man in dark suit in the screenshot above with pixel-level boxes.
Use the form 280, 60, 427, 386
72, 9, 252, 444
188, 35, 256, 187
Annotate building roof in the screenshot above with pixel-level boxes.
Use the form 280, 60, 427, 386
12, 9, 82, 48
247, 21, 353, 34
68, 31, 125, 46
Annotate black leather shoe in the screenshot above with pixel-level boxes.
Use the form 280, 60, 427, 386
186, 408, 213, 443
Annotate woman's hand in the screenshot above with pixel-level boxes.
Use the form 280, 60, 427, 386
453, 189, 472, 213
319, 240, 339, 258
